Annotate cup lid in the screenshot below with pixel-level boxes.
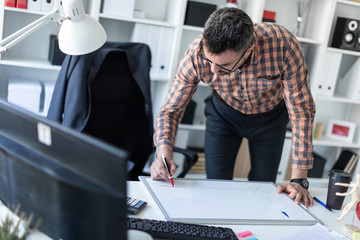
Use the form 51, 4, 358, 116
329, 169, 352, 182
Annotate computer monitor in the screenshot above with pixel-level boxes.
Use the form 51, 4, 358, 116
0, 99, 128, 240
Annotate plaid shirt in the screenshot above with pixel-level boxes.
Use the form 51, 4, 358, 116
154, 22, 316, 169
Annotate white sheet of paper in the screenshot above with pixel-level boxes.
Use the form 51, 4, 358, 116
275, 223, 349, 240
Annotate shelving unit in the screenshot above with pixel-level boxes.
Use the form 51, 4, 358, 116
1, 0, 360, 184
310, 0, 360, 184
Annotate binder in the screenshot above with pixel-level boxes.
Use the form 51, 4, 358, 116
5, 0, 16, 7
313, 52, 341, 96
16, 0, 26, 8
316, 51, 342, 96
27, 0, 41, 11
41, 0, 54, 12
336, 57, 360, 100
155, 27, 174, 78
131, 24, 159, 77
147, 25, 161, 77
54, 0, 64, 16
131, 24, 174, 78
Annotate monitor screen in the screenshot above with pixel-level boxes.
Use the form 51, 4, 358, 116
0, 99, 128, 240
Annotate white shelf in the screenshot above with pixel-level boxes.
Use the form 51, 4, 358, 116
151, 76, 170, 82
308, 178, 329, 188
315, 95, 360, 105
4, 6, 46, 15
0, 58, 61, 71
337, 0, 360, 7
296, 37, 322, 45
313, 136, 360, 148
99, 14, 175, 28
327, 47, 360, 57
285, 131, 292, 138
268, 131, 360, 148
182, 25, 203, 32
179, 124, 206, 131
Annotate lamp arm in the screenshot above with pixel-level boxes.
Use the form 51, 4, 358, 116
0, 9, 62, 53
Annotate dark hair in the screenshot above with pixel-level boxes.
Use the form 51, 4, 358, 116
203, 8, 254, 54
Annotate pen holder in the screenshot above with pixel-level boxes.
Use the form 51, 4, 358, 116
326, 169, 352, 210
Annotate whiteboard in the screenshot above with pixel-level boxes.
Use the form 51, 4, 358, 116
139, 176, 318, 225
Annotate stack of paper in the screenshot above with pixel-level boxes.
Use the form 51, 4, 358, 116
275, 223, 349, 240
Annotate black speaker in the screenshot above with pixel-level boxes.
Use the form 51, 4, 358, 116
331, 17, 360, 51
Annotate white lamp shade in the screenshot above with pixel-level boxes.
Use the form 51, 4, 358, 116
58, 15, 107, 55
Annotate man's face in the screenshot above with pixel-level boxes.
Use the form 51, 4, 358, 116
201, 44, 253, 74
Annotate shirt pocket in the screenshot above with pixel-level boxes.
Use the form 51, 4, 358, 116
254, 73, 281, 93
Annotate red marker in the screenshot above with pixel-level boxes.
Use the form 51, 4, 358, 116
161, 154, 174, 187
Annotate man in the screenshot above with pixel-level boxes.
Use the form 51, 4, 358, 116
151, 8, 315, 207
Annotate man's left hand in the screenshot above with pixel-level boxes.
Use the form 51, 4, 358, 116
277, 183, 313, 208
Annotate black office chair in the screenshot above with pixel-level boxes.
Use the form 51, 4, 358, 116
47, 42, 198, 180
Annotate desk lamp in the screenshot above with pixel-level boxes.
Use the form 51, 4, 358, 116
0, 0, 107, 55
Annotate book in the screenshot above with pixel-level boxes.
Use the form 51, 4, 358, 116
344, 154, 359, 174
332, 150, 359, 174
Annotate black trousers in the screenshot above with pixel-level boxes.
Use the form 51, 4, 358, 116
204, 93, 289, 182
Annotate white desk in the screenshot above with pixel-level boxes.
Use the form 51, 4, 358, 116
0, 180, 357, 240
128, 180, 359, 240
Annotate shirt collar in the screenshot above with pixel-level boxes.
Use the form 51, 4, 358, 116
249, 32, 258, 64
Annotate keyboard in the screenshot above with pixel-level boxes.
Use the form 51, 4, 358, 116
127, 217, 238, 240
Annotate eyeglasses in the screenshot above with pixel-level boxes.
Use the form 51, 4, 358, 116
198, 45, 248, 73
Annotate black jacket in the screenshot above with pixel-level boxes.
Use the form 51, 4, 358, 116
47, 42, 153, 137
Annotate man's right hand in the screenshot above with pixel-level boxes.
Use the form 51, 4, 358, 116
150, 145, 177, 181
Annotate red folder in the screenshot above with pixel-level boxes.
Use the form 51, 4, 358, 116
5, 0, 17, 7
16, 0, 27, 8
